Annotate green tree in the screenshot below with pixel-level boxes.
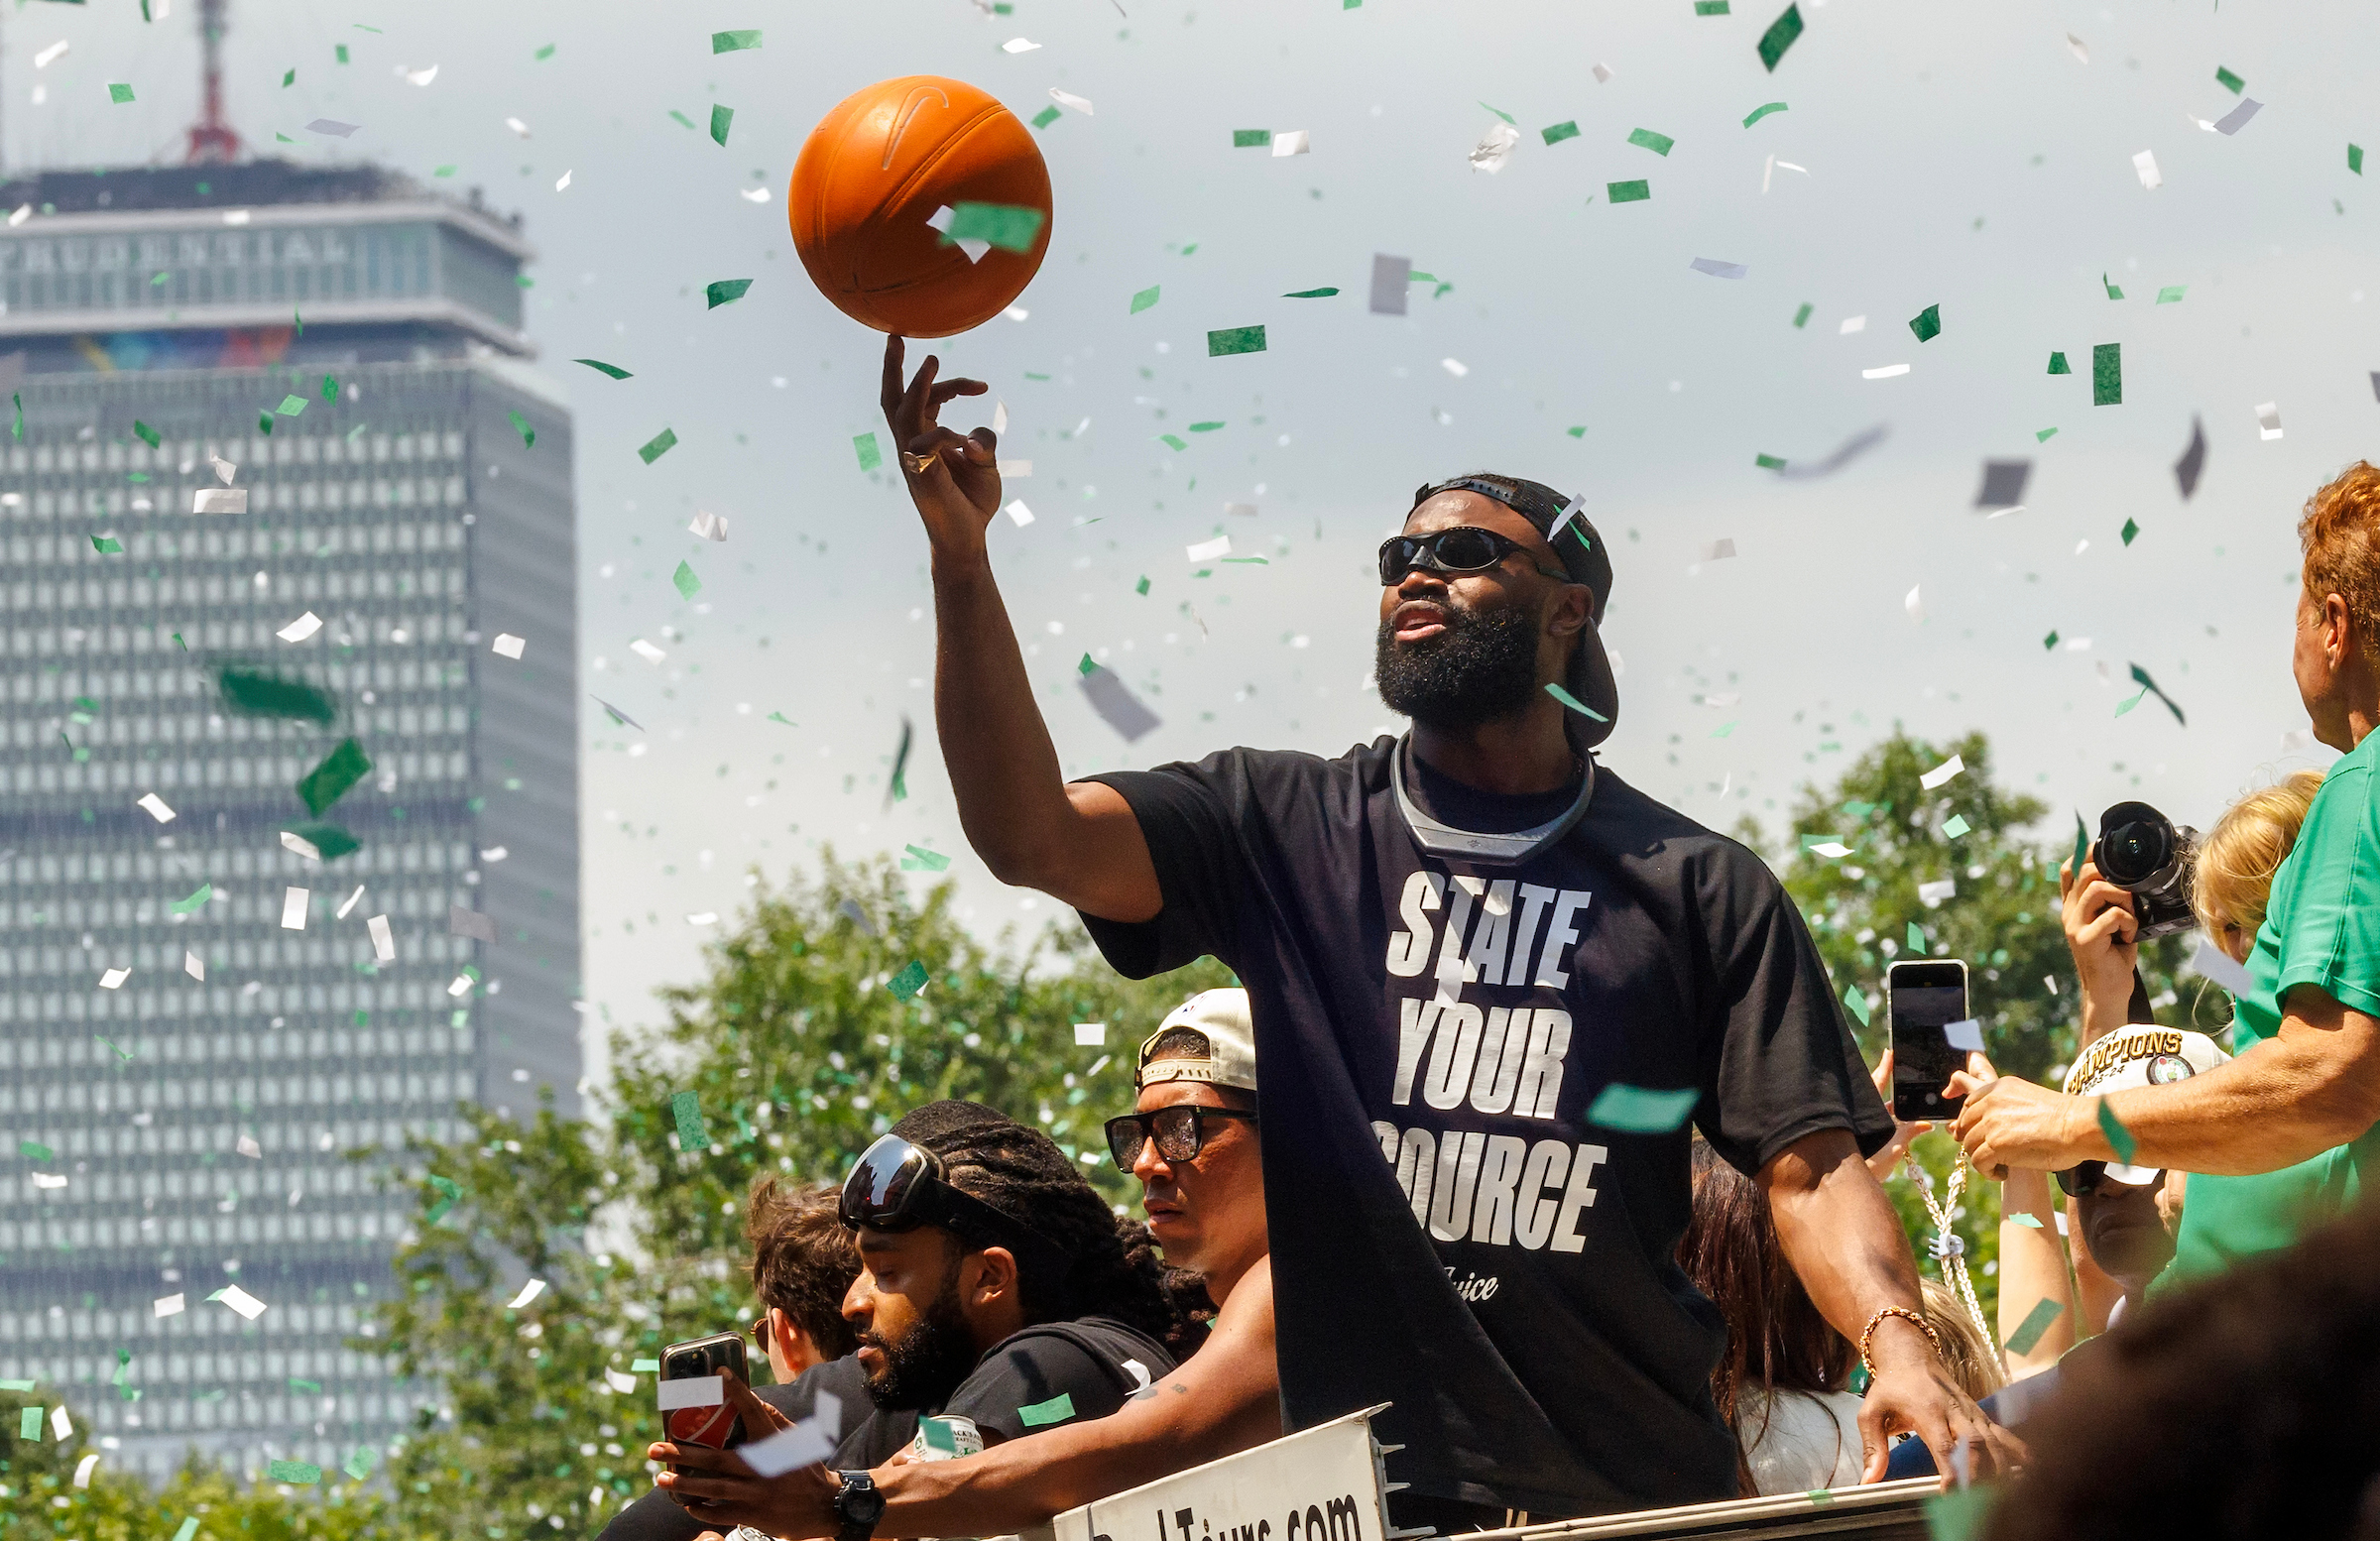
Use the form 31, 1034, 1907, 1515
1739, 729, 2202, 1337
2, 1425, 422, 1541
361, 855, 1231, 1541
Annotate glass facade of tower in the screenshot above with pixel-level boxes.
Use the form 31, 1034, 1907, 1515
0, 163, 580, 1481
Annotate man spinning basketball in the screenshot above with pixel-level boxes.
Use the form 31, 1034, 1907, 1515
878, 337, 2016, 1518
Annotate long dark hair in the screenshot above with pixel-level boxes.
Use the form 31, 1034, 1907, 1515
1675, 1139, 1856, 1495
890, 1101, 1202, 1363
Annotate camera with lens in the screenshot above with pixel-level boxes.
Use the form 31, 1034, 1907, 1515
2092, 801, 2201, 940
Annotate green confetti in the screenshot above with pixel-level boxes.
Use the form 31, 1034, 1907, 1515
2047, 351, 2071, 375
337, 45, 350, 63
2156, 286, 2186, 304
1606, 178, 1652, 203
1842, 982, 1872, 1026
711, 30, 764, 53
900, 844, 952, 872
2008, 1211, 2044, 1228
2096, 1095, 2139, 1163
946, 202, 1045, 253
1711, 721, 1737, 739
1944, 814, 1971, 839
2102, 272, 2124, 300
276, 394, 306, 416
218, 666, 337, 723
341, 1449, 377, 1482
0, 1379, 34, 1392
424, 1175, 463, 1225
1030, 104, 1062, 129
1694, 1, 1729, 13
1909, 303, 1942, 342
710, 105, 734, 147
1478, 101, 1516, 125
1130, 285, 1161, 314
1541, 121, 1581, 146
1155, 433, 1188, 451
639, 427, 679, 464
1625, 127, 1675, 156
2043, 630, 2061, 650
1207, 325, 1267, 356
671, 1091, 711, 1150
11, 393, 20, 441
2121, 516, 2141, 546
2092, 342, 2121, 406
1077, 652, 1100, 676
2072, 812, 2089, 881
1755, 452, 1787, 469
1924, 1483, 1996, 1541
1566, 425, 1588, 437
631, 1359, 661, 1373
283, 68, 297, 87
267, 1460, 322, 1484
91, 534, 123, 553
1586, 1084, 1700, 1132
535, 44, 557, 60
321, 374, 339, 402
1134, 575, 1151, 594
1187, 420, 1225, 432
668, 110, 697, 130
18, 1140, 53, 1160
109, 83, 136, 105
434, 165, 457, 178
1756, 3, 1804, 69
768, 711, 797, 726
1906, 922, 1926, 951
888, 960, 931, 1000
1792, 302, 1814, 327
1233, 129, 1272, 148
2036, 426, 2059, 442
2128, 661, 2187, 726
1744, 101, 1789, 127
574, 358, 633, 380
1282, 287, 1339, 297
2352, 144, 2366, 177
855, 431, 883, 472
706, 278, 754, 308
296, 739, 372, 817
2214, 65, 2245, 94
672, 560, 701, 600
1016, 1392, 1077, 1427
920, 1417, 962, 1454
510, 410, 536, 448
171, 884, 212, 915
1543, 682, 1608, 722
133, 419, 161, 447
19, 1407, 42, 1440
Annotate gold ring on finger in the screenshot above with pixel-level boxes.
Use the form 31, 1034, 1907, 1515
902, 450, 939, 474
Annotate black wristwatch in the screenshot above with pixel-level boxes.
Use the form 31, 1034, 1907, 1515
832, 1471, 885, 1541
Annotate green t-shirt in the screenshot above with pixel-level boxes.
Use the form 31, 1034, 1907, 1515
2162, 732, 2380, 1287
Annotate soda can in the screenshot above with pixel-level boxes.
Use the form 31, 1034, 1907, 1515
910, 1415, 984, 1461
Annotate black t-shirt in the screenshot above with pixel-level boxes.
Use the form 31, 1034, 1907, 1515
833, 1317, 1177, 1467
1080, 741, 1891, 1517
598, 1357, 875, 1541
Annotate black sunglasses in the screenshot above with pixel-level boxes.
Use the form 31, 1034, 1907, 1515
1104, 1106, 1257, 1169
1378, 527, 1568, 587
2056, 1160, 2161, 1198
840, 1133, 1070, 1264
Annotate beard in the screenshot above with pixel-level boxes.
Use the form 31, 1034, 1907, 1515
858, 1264, 983, 1412
1375, 595, 1544, 730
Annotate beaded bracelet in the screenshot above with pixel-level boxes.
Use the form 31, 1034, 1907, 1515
1858, 1304, 1944, 1375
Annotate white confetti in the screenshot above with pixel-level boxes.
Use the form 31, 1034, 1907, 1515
603, 1369, 638, 1394
1005, 499, 1036, 527
686, 912, 720, 926
337, 884, 366, 918
506, 1279, 547, 1310
50, 1406, 70, 1441
1001, 37, 1041, 53
739, 186, 772, 203
492, 633, 527, 659
221, 209, 251, 226
1441, 358, 1470, 378
154, 1293, 185, 1318
1918, 877, 1958, 907
280, 887, 309, 931
1468, 120, 1520, 174
2189, 935, 2252, 995
2256, 402, 2284, 440
368, 914, 395, 962
7, 205, 31, 227
1225, 502, 1258, 518
184, 950, 204, 981
1592, 61, 1614, 82
629, 638, 666, 664
1074, 1022, 1109, 1046
2213, 97, 2262, 136
1942, 1018, 1985, 1053
688, 511, 729, 540
997, 459, 1032, 477
741, 1416, 837, 1478
33, 40, 68, 68
505, 116, 532, 138
405, 63, 439, 86
1700, 538, 1737, 561
1919, 754, 1965, 790
137, 792, 177, 823
656, 1375, 725, 1410
32, 1172, 67, 1189
276, 612, 323, 643
1690, 258, 1748, 280
2065, 33, 2088, 63
1048, 88, 1094, 115
1864, 364, 1911, 380
213, 1284, 269, 1320
1186, 534, 1233, 562
1271, 129, 1310, 157
2133, 149, 2162, 189
305, 118, 361, 138
1905, 583, 1926, 621
555, 170, 573, 193
99, 968, 129, 990
237, 1133, 262, 1159
1839, 315, 1867, 334
281, 830, 322, 861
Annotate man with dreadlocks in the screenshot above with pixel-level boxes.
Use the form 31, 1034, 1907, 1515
654, 1101, 1193, 1528
850, 337, 2022, 1523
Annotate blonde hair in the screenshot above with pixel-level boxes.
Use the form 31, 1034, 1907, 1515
1922, 1277, 2006, 1400
2192, 770, 2325, 943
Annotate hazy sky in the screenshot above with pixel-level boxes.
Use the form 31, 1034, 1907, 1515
18, 0, 2377, 1081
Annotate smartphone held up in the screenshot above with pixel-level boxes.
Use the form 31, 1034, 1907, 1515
1888, 959, 1977, 1123
659, 1331, 750, 1450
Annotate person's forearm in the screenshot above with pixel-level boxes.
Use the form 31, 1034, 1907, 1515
1996, 1167, 2075, 1374
1765, 1134, 1927, 1355
871, 1418, 1201, 1539
930, 547, 1074, 887
2085, 1034, 2380, 1174
2076, 975, 2134, 1045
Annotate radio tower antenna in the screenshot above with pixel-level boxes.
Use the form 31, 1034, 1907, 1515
185, 0, 241, 164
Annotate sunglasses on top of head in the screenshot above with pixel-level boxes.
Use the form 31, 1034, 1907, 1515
839, 1132, 1070, 1267
1378, 527, 1569, 586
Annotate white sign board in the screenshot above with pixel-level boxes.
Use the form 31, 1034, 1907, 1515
1030, 1411, 1386, 1541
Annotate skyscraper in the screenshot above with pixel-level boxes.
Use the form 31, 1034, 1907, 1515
0, 158, 580, 1480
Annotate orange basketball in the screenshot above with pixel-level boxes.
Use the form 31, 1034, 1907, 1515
788, 76, 1054, 338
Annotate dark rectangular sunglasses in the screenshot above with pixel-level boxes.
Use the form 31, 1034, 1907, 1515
1378, 527, 1567, 586
1104, 1106, 1257, 1169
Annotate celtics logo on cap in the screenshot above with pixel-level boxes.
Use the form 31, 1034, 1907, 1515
2145, 1053, 2195, 1084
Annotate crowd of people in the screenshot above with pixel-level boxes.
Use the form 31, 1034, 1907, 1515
593, 354, 2380, 1541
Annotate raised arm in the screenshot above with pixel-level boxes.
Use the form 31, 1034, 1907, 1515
882, 336, 1161, 923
